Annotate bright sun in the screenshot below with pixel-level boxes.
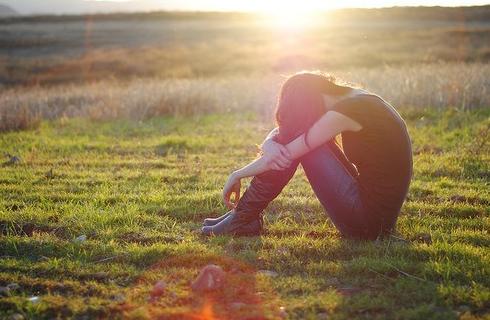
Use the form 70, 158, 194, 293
268, 10, 312, 29
257, 2, 326, 30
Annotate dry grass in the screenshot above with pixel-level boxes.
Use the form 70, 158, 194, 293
2, 8, 489, 86
1, 7, 488, 132
1, 62, 488, 132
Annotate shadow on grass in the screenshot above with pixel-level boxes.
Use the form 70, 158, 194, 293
119, 251, 281, 319
113, 233, 480, 320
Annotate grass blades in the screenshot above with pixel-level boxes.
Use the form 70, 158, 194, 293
0, 109, 489, 319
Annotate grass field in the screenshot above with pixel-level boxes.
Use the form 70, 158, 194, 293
0, 107, 488, 319
0, 5, 489, 320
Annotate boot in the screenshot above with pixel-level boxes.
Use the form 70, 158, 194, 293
202, 158, 299, 237
201, 211, 263, 236
202, 210, 232, 227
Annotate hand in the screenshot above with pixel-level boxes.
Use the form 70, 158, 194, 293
222, 172, 241, 209
261, 139, 292, 171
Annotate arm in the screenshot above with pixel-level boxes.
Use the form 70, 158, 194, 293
240, 112, 361, 176
260, 127, 292, 170
222, 156, 274, 209
234, 112, 361, 178
221, 127, 283, 209
284, 110, 362, 160
222, 111, 361, 208
262, 127, 279, 144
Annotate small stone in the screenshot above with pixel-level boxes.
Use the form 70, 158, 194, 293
74, 235, 87, 243
0, 286, 11, 297
230, 302, 247, 311
110, 293, 126, 303
7, 156, 21, 165
415, 233, 432, 244
9, 314, 24, 320
450, 195, 466, 203
277, 246, 289, 255
28, 296, 40, 303
257, 270, 279, 277
431, 306, 447, 313
150, 280, 167, 298
326, 277, 340, 286
337, 287, 362, 296
93, 272, 108, 281
458, 305, 471, 313
7, 283, 20, 291
191, 264, 226, 292
45, 168, 55, 179
279, 306, 287, 319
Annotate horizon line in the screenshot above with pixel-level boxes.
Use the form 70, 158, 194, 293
7, 4, 490, 17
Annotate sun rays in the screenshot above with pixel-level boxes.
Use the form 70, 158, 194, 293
256, 2, 326, 30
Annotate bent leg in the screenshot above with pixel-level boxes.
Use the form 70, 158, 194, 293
233, 159, 300, 223
300, 142, 376, 239
202, 161, 300, 236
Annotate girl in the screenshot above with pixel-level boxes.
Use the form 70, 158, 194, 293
202, 72, 413, 240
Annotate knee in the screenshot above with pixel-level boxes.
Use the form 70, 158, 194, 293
300, 144, 334, 169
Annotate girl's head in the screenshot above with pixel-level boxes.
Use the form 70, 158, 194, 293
274, 71, 352, 144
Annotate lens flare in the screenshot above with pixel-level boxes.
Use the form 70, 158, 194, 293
258, 2, 323, 30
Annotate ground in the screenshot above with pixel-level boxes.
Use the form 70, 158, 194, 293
0, 109, 489, 319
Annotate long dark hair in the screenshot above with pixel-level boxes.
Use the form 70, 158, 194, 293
275, 71, 352, 144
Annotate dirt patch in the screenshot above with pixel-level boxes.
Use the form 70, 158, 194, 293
0, 220, 69, 239
449, 194, 490, 206
413, 145, 444, 155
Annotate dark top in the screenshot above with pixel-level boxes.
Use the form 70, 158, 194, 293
331, 94, 413, 224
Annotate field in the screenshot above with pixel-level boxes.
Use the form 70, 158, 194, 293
0, 5, 489, 320
0, 109, 489, 319
1, 6, 490, 86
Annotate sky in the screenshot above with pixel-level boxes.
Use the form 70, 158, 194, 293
3, 0, 489, 15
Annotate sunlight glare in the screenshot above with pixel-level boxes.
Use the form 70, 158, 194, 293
258, 2, 324, 30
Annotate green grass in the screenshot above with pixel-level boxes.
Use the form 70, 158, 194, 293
0, 109, 489, 319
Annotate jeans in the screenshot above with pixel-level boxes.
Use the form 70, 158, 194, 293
234, 140, 397, 240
